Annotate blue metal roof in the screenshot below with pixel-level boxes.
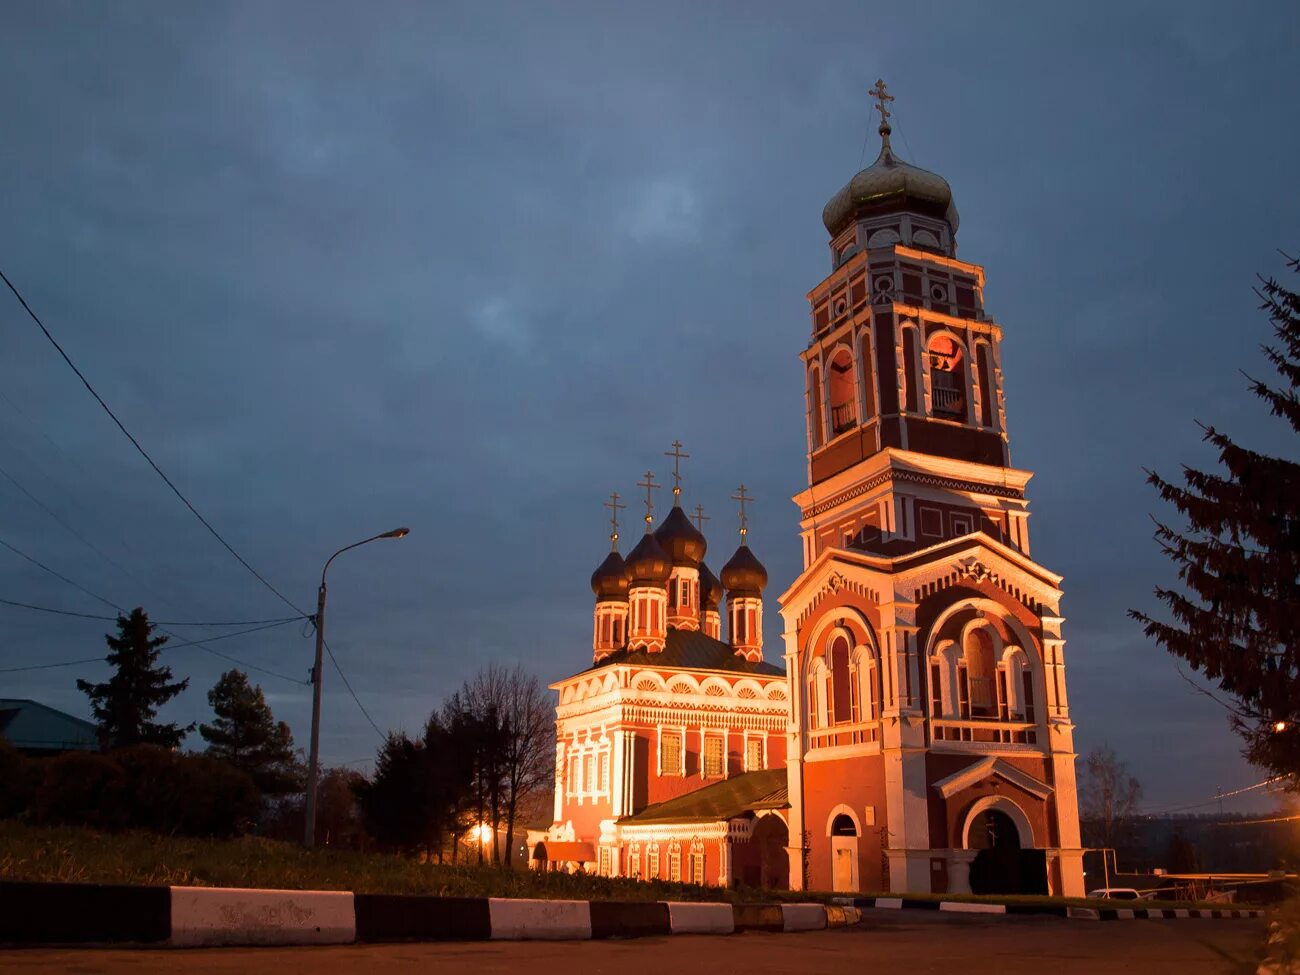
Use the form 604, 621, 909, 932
0, 698, 98, 753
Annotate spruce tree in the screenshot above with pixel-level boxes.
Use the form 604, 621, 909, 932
199, 669, 303, 794
77, 607, 192, 750
1131, 255, 1300, 780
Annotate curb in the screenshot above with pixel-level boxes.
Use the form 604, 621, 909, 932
832, 895, 1265, 921
0, 881, 860, 947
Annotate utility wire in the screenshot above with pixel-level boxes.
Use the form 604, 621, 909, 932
0, 535, 306, 683
0, 617, 306, 682
0, 268, 308, 618
323, 638, 385, 741
0, 596, 304, 627
1141, 777, 1282, 816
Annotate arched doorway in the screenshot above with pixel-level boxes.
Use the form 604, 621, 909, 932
965, 803, 1046, 895
830, 813, 859, 893
751, 814, 790, 890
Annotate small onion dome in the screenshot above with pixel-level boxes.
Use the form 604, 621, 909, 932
653, 505, 707, 567
821, 125, 958, 239
698, 561, 723, 609
721, 543, 768, 596
590, 550, 630, 601
625, 531, 672, 586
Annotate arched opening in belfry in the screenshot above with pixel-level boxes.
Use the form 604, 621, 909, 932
927, 333, 966, 419
827, 347, 857, 436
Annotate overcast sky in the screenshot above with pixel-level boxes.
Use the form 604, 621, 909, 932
1, 1, 1297, 813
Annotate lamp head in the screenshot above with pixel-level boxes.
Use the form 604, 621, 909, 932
382, 527, 410, 539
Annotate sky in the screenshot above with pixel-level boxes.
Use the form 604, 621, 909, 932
1, 1, 1297, 815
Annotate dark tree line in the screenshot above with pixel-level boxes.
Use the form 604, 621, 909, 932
1133, 254, 1300, 783
355, 663, 552, 868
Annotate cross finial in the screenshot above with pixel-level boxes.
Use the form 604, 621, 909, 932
664, 440, 689, 504
636, 471, 660, 532
691, 504, 710, 533
603, 491, 626, 551
869, 78, 894, 129
731, 484, 754, 539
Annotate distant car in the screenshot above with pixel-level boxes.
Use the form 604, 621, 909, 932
1087, 888, 1145, 901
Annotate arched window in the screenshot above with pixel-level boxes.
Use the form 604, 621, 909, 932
964, 627, 997, 716
828, 347, 857, 436
807, 657, 829, 730
830, 635, 852, 724
927, 333, 966, 419
808, 364, 824, 450
831, 813, 858, 836
855, 649, 878, 722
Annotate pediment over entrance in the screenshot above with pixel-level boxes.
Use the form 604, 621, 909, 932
932, 756, 1052, 800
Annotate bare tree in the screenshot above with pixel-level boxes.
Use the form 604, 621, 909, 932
1079, 743, 1143, 852
446, 663, 554, 869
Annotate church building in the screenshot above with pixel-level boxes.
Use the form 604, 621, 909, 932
533, 82, 1084, 898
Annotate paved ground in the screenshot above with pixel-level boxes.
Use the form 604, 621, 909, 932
0, 911, 1265, 975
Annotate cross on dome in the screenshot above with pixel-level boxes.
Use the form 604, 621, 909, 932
869, 78, 894, 128
637, 470, 660, 531
731, 484, 754, 538
664, 440, 689, 503
691, 504, 710, 533
603, 491, 626, 550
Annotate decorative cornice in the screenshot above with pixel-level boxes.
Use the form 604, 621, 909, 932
802, 468, 1024, 519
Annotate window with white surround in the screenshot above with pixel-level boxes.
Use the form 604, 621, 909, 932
668, 843, 682, 882
598, 751, 609, 794
660, 730, 683, 775
745, 737, 763, 771
648, 844, 660, 879
704, 735, 724, 778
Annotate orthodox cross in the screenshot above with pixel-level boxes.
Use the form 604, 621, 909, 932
637, 470, 660, 530
731, 484, 754, 538
691, 504, 710, 534
664, 440, 689, 502
869, 78, 894, 127
603, 491, 626, 549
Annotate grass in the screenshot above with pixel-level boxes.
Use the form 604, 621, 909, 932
0, 821, 1252, 912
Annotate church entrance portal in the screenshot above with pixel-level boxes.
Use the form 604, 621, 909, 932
752, 814, 790, 890
967, 808, 1047, 895
830, 813, 859, 893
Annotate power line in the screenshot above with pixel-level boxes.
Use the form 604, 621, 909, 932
1141, 777, 1281, 816
0, 267, 308, 618
0, 617, 307, 682
323, 638, 385, 740
0, 596, 304, 627
0, 536, 118, 610
0, 535, 306, 683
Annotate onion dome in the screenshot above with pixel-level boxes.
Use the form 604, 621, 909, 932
625, 531, 671, 586
590, 550, 630, 601
654, 504, 707, 567
699, 561, 723, 609
821, 121, 958, 239
720, 543, 768, 596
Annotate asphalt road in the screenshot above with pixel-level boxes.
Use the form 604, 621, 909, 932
0, 911, 1265, 975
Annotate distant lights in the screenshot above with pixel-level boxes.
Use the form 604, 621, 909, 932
475, 823, 493, 844
1274, 721, 1289, 734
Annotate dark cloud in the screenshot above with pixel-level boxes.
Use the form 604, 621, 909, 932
1, 0, 1296, 806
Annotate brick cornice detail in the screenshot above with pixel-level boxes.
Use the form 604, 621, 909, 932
802, 468, 1024, 519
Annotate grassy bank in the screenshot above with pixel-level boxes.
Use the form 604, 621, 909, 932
0, 821, 1234, 911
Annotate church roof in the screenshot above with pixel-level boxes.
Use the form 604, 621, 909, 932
580, 627, 784, 677
619, 768, 788, 824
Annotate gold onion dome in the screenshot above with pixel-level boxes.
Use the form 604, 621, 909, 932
699, 561, 723, 609
590, 550, 630, 601
625, 531, 672, 585
721, 543, 768, 596
654, 504, 707, 567
821, 121, 958, 238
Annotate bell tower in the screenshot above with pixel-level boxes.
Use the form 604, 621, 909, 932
779, 82, 1083, 899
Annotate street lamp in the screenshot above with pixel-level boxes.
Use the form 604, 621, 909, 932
304, 527, 409, 848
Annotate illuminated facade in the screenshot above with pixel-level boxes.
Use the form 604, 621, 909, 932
781, 82, 1083, 897
536, 84, 1083, 897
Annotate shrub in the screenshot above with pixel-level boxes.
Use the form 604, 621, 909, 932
0, 740, 37, 819
32, 751, 128, 830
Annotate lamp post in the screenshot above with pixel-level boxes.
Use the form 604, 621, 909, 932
304, 527, 409, 848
